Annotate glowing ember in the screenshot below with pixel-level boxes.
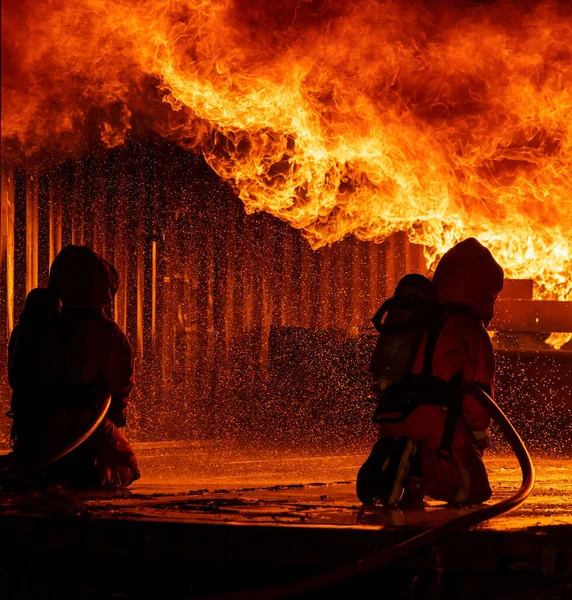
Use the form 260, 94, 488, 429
2, 0, 571, 306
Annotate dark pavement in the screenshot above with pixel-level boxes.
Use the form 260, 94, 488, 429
1, 442, 571, 599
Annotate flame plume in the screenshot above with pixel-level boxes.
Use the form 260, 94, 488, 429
2, 0, 571, 304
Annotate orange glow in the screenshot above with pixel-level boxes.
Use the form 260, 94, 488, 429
545, 332, 571, 350
1, 0, 571, 311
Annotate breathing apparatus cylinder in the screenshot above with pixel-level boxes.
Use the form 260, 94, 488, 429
369, 273, 437, 401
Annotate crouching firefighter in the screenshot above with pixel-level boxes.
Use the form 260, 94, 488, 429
5, 246, 140, 490
357, 238, 504, 506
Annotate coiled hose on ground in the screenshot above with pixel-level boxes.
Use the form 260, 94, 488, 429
200, 382, 535, 600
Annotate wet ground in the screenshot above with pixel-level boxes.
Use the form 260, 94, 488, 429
2, 440, 570, 523
1, 442, 571, 599
67, 441, 569, 531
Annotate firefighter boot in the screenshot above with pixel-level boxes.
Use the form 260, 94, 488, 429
357, 437, 395, 504
357, 437, 421, 505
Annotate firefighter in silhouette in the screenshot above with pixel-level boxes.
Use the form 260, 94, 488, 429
358, 238, 503, 506
7, 245, 140, 489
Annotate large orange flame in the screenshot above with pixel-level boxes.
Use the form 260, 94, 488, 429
2, 0, 571, 306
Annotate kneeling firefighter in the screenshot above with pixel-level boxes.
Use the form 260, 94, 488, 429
6, 246, 140, 489
357, 238, 504, 506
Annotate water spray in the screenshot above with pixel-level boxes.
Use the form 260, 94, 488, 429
198, 382, 535, 600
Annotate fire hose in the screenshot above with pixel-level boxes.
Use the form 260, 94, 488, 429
199, 382, 535, 600
0, 394, 111, 484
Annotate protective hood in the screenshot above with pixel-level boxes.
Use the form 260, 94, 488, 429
48, 245, 117, 310
432, 238, 504, 323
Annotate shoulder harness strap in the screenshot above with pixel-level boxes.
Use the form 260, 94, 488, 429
429, 307, 480, 458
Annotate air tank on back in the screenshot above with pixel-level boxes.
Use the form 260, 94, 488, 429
369, 273, 437, 397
